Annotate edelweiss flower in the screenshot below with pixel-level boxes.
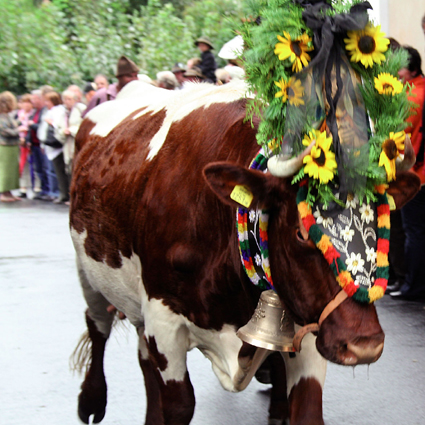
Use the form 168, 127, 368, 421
344, 23, 389, 68
374, 72, 403, 96
313, 208, 333, 228
302, 130, 337, 184
345, 193, 358, 209
274, 77, 305, 106
379, 131, 405, 181
274, 31, 313, 73
366, 247, 377, 263
254, 253, 262, 266
249, 210, 257, 223
359, 204, 374, 224
340, 226, 355, 242
346, 252, 365, 275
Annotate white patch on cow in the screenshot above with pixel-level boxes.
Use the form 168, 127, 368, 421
72, 227, 244, 388
282, 326, 327, 396
71, 228, 145, 327
86, 79, 251, 160
86, 80, 173, 138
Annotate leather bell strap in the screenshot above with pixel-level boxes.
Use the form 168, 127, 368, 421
292, 290, 348, 352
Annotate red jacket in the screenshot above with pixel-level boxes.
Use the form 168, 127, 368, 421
405, 75, 425, 185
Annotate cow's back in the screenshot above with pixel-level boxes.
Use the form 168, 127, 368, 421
70, 81, 261, 329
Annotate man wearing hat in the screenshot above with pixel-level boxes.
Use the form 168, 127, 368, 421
194, 36, 217, 84
172, 63, 186, 88
82, 55, 139, 117
183, 66, 206, 83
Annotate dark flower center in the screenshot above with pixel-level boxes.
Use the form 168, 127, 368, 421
291, 41, 302, 57
358, 35, 376, 54
314, 148, 326, 166
382, 83, 393, 91
383, 139, 398, 160
287, 87, 295, 98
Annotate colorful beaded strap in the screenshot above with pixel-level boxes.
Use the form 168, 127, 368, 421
237, 151, 273, 290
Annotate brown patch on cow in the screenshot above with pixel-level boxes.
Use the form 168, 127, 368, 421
138, 354, 164, 425
70, 107, 166, 268
147, 336, 168, 371
289, 377, 324, 425
139, 349, 195, 425
75, 118, 96, 155
388, 170, 421, 209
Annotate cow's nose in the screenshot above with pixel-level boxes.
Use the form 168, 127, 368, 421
338, 335, 385, 365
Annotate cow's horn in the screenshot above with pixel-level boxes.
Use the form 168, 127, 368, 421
395, 134, 416, 171
267, 141, 315, 178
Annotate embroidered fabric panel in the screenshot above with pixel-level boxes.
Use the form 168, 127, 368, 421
313, 195, 378, 289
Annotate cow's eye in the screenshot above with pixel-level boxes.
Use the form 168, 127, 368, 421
296, 228, 308, 242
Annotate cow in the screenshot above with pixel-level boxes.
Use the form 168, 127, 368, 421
70, 79, 420, 425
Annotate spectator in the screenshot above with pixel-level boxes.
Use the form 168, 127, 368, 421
218, 35, 245, 81
27, 89, 50, 200
187, 57, 201, 70
67, 85, 84, 103
83, 82, 97, 104
16, 93, 34, 197
156, 71, 178, 90
94, 74, 109, 90
390, 45, 425, 300
56, 89, 86, 178
40, 91, 69, 204
82, 56, 139, 117
215, 68, 231, 85
183, 67, 206, 83
194, 36, 217, 84
172, 63, 186, 88
0, 91, 20, 202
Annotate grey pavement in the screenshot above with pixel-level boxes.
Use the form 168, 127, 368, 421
1, 200, 424, 425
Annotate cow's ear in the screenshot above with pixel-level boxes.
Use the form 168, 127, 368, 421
203, 162, 278, 209
387, 171, 421, 209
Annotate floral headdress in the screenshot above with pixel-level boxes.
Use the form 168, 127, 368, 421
242, 0, 412, 207
240, 0, 414, 303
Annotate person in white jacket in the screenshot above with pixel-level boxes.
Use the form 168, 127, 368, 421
55, 90, 86, 177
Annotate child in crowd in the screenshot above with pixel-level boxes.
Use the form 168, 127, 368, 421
194, 36, 217, 84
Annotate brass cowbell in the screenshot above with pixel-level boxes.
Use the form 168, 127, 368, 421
237, 290, 295, 352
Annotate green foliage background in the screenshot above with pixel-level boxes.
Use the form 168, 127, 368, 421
0, 0, 244, 93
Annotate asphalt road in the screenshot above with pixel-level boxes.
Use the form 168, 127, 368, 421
1, 199, 425, 425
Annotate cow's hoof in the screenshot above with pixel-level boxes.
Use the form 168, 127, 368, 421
78, 389, 106, 424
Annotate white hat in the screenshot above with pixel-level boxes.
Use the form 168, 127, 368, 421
218, 35, 244, 60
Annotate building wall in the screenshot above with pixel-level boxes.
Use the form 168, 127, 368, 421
376, 0, 425, 67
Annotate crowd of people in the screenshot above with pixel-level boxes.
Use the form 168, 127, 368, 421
0, 35, 245, 205
0, 26, 424, 301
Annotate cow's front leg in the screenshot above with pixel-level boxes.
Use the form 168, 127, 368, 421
75, 266, 115, 424
282, 332, 327, 425
138, 325, 195, 425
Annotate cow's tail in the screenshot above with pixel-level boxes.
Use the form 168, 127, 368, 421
69, 330, 92, 375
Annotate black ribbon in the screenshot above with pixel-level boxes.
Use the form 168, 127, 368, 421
296, 0, 372, 198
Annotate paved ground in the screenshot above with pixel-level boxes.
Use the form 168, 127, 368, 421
1, 199, 425, 425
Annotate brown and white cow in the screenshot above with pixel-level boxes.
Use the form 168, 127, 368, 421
70, 80, 420, 425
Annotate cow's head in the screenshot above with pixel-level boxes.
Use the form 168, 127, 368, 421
203, 140, 420, 366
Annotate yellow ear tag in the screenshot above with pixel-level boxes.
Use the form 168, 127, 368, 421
230, 185, 253, 208
387, 193, 396, 211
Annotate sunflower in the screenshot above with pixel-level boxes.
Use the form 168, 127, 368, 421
379, 131, 405, 181
274, 77, 305, 106
302, 130, 337, 184
344, 24, 389, 68
374, 73, 403, 96
274, 31, 313, 73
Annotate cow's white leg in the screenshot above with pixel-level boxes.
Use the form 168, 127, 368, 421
140, 301, 195, 425
282, 331, 327, 425
77, 259, 115, 424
